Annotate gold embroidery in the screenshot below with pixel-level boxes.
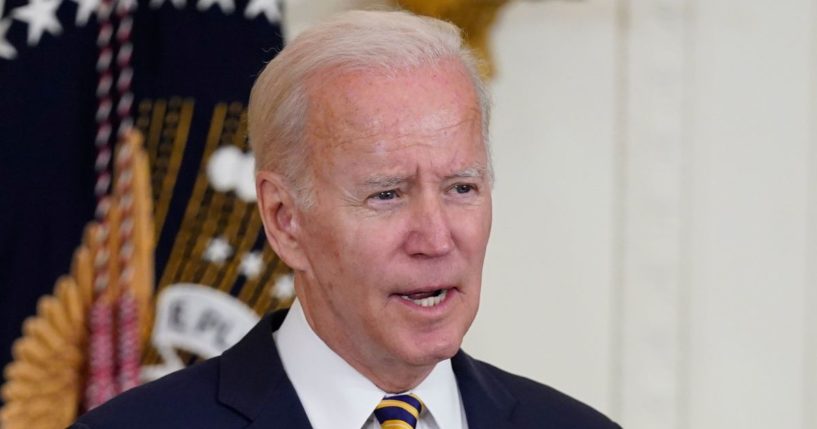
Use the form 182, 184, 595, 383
154, 99, 194, 239
157, 103, 227, 290
137, 100, 290, 367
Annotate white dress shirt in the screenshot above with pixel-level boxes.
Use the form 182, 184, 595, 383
274, 300, 469, 429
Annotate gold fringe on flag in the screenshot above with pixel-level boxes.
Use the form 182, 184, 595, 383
0, 130, 155, 429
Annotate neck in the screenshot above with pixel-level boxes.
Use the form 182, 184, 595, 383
340, 349, 434, 394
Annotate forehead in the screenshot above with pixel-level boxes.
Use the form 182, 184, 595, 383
303, 59, 482, 153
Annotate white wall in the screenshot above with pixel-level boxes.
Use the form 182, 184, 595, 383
467, 1, 617, 416
687, 2, 813, 428
283, 1, 817, 428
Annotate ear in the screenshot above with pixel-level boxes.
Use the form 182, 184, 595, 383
256, 171, 310, 271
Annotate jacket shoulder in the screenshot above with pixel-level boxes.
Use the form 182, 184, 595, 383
71, 358, 246, 429
470, 358, 621, 429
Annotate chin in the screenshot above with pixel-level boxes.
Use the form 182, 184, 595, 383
402, 331, 464, 366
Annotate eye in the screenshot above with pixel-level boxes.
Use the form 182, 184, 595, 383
453, 184, 475, 194
372, 190, 398, 201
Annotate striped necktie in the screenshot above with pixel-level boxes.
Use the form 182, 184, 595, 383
373, 394, 425, 429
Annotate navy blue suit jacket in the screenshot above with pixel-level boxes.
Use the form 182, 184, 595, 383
71, 310, 620, 428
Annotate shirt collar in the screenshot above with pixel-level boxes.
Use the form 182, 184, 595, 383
413, 358, 465, 429
274, 299, 464, 429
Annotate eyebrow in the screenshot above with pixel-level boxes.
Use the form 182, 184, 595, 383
362, 175, 411, 189
448, 166, 488, 180
360, 165, 489, 189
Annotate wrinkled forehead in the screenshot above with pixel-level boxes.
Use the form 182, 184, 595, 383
302, 59, 483, 151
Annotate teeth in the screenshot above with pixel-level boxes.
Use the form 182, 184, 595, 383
401, 289, 447, 307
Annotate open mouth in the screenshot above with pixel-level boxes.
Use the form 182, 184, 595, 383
398, 288, 448, 308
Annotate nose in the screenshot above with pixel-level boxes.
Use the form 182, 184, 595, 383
403, 193, 455, 258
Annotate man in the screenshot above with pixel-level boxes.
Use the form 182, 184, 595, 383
72, 10, 620, 429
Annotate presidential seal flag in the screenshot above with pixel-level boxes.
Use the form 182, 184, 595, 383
0, 0, 289, 424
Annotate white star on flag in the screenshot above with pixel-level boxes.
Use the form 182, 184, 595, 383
244, 0, 279, 23
71, 0, 101, 26
203, 237, 233, 264
12, 0, 63, 46
150, 0, 185, 10
0, 19, 17, 59
238, 251, 264, 279
197, 0, 233, 14
272, 273, 294, 300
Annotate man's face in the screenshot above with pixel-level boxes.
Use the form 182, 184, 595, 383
293, 59, 492, 380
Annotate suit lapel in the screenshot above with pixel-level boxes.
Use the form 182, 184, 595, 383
217, 310, 312, 429
243, 382, 313, 429
452, 350, 518, 429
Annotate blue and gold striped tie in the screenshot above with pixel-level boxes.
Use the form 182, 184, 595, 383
373, 394, 424, 429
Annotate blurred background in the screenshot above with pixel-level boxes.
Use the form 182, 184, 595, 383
2, 0, 815, 428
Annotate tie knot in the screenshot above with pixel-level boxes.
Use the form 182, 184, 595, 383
374, 394, 424, 429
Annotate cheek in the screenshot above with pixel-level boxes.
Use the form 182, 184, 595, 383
343, 218, 416, 292
302, 215, 353, 282
352, 212, 409, 250
455, 206, 492, 253
326, 222, 396, 283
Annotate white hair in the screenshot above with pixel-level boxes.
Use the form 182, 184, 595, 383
248, 9, 492, 207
